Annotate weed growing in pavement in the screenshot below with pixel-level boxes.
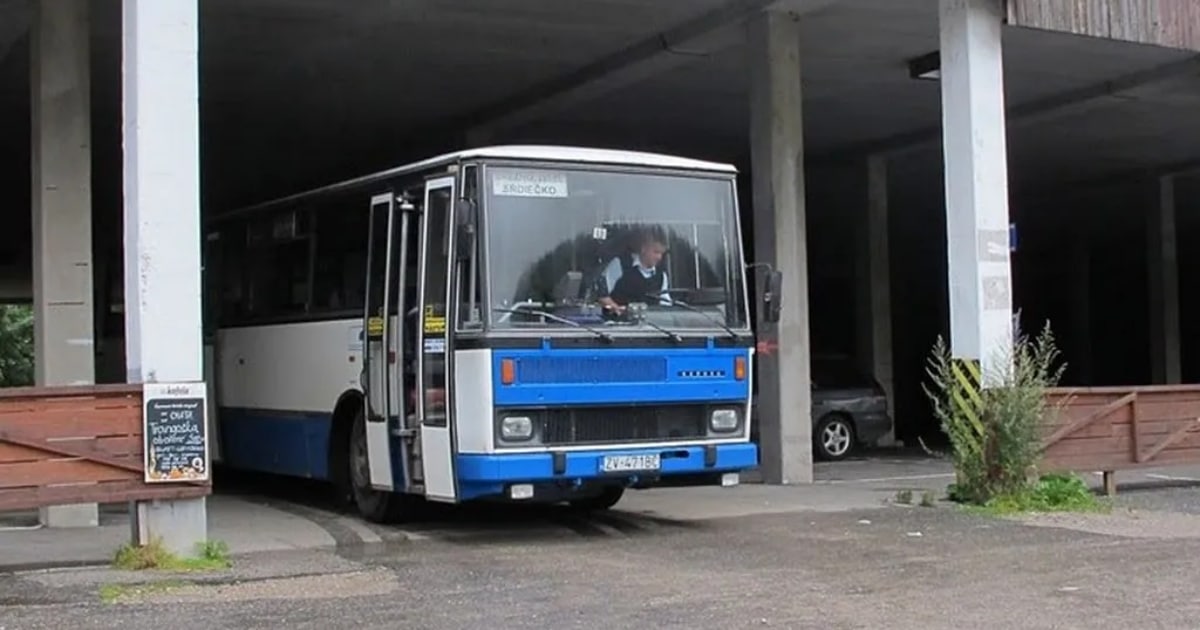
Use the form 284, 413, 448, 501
964, 473, 1109, 516
112, 537, 231, 572
923, 323, 1068, 507
99, 580, 188, 604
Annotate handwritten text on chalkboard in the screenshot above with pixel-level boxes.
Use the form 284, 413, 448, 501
143, 383, 209, 483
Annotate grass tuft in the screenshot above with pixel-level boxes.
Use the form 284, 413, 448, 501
112, 537, 231, 572
963, 473, 1110, 516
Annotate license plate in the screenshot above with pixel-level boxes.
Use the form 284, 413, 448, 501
600, 454, 661, 474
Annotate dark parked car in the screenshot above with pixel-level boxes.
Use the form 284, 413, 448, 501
810, 356, 891, 461
749, 356, 892, 462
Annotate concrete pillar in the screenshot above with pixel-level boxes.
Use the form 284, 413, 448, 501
856, 155, 895, 445
1148, 175, 1182, 384
1071, 236, 1093, 384
938, 0, 1014, 382
748, 10, 812, 484
31, 0, 99, 529
122, 0, 207, 557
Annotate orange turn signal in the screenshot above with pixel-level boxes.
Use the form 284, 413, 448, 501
734, 356, 747, 381
501, 358, 516, 385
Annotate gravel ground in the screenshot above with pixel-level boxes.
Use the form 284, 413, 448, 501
6, 496, 1200, 630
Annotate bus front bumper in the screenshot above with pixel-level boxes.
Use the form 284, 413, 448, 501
454, 443, 758, 502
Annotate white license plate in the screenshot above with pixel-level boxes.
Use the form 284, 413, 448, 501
600, 454, 661, 473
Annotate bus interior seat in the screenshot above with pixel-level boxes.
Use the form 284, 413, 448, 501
552, 271, 583, 303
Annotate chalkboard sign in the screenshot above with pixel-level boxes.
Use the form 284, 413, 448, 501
143, 382, 210, 483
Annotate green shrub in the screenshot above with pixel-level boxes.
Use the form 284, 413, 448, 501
923, 323, 1067, 505
0, 304, 33, 387
973, 473, 1107, 515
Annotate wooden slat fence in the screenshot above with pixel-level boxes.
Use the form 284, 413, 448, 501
0, 384, 209, 512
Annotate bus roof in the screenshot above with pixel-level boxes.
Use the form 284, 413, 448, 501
215, 145, 738, 222
455, 145, 738, 174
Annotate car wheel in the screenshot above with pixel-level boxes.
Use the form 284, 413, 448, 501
814, 414, 856, 461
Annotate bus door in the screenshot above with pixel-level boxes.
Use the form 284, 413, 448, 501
416, 176, 458, 502
362, 192, 399, 491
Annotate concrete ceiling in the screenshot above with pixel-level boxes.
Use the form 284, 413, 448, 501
0, 0, 1198, 219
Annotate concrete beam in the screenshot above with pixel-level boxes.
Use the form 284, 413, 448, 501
1147, 174, 1181, 384
1007, 0, 1200, 52
855, 155, 895, 444
749, 9, 812, 484
820, 53, 1200, 164
939, 0, 1014, 381
122, 0, 207, 557
466, 0, 838, 141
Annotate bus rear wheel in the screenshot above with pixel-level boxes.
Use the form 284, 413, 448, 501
348, 408, 398, 523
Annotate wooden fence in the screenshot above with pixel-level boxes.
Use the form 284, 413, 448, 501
0, 384, 210, 512
1040, 385, 1200, 495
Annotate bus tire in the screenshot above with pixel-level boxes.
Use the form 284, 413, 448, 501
348, 407, 398, 524
568, 486, 625, 512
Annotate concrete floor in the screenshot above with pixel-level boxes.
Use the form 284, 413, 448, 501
5, 484, 1200, 628
5, 456, 1200, 628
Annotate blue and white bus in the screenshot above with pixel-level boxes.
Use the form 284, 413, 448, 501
202, 145, 782, 522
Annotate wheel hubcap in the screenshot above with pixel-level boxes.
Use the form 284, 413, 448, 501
822, 422, 851, 456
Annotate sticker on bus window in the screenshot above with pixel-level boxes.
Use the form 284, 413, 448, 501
423, 305, 446, 334
492, 170, 568, 198
424, 338, 445, 354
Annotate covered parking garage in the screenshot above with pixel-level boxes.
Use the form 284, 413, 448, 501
2, 0, 1199, 532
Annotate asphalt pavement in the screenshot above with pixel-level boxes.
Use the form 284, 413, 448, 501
4, 453, 1200, 628
5, 495, 1200, 629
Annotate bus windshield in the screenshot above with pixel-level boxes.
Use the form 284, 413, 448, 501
484, 165, 749, 332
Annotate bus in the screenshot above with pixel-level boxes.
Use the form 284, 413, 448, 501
202, 145, 782, 522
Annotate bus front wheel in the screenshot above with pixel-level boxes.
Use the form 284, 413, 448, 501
348, 408, 398, 523
568, 486, 625, 512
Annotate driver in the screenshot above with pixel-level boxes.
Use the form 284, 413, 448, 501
595, 226, 672, 316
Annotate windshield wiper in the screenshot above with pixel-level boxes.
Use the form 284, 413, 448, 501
634, 315, 683, 344
492, 307, 613, 343
643, 292, 739, 340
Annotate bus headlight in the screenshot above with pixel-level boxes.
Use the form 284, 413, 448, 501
710, 408, 740, 433
500, 416, 534, 441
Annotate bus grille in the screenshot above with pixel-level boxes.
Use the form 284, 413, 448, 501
516, 357, 668, 384
538, 405, 708, 446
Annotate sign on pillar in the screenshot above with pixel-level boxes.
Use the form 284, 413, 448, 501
143, 383, 210, 484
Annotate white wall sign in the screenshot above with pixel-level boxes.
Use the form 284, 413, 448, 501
492, 170, 569, 198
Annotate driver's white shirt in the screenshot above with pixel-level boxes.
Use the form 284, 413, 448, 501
601, 254, 671, 303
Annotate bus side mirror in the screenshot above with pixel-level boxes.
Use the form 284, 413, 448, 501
455, 198, 477, 260
763, 270, 783, 324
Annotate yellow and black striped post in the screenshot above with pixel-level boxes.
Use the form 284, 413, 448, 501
949, 357, 986, 453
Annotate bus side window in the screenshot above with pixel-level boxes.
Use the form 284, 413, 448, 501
311, 193, 368, 313
457, 166, 482, 330
219, 224, 246, 323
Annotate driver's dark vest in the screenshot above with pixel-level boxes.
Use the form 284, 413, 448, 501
609, 255, 664, 305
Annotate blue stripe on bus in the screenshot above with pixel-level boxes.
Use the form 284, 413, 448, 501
491, 347, 751, 406
218, 407, 332, 481
455, 443, 757, 500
